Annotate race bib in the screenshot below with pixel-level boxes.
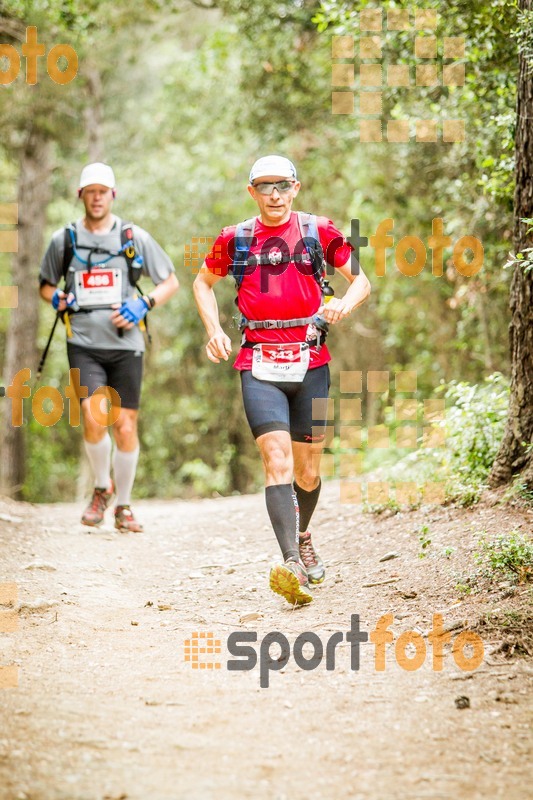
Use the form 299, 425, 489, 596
252, 343, 310, 383
74, 268, 122, 308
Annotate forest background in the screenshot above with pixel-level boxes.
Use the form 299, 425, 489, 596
0, 0, 531, 507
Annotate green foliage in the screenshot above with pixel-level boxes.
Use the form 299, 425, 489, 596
355, 373, 509, 511
430, 373, 509, 506
474, 531, 533, 584
503, 218, 533, 274
217, 0, 331, 142
22, 374, 83, 504
502, 478, 533, 507
312, 0, 516, 388
362, 497, 401, 515
314, 0, 519, 206
513, 7, 533, 67
442, 372, 509, 482
418, 523, 431, 558
455, 530, 533, 596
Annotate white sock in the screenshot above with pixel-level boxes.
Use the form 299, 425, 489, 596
84, 434, 112, 489
113, 447, 140, 506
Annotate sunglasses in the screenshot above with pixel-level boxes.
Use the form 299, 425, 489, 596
253, 180, 296, 195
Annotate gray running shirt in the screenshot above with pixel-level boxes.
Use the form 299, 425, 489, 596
39, 217, 175, 351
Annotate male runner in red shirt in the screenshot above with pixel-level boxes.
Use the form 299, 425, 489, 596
194, 155, 371, 605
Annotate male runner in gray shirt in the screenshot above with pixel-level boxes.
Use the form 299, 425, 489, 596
39, 162, 179, 531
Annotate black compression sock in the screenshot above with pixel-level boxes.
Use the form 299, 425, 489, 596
265, 483, 299, 561
294, 478, 321, 533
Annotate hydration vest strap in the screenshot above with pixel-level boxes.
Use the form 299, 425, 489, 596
297, 212, 326, 287
254, 252, 292, 265
231, 217, 257, 288
230, 212, 326, 291
242, 315, 317, 331
62, 220, 142, 285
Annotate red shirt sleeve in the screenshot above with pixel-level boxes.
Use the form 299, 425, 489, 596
317, 217, 353, 269
204, 226, 236, 277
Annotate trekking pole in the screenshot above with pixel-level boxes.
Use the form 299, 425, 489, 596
36, 313, 61, 382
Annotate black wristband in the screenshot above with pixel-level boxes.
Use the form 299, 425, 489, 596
145, 294, 156, 309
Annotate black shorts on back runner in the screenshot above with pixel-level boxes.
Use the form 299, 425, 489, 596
67, 344, 144, 410
240, 364, 331, 443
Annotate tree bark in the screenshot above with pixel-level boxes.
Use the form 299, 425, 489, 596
490, 0, 533, 487
0, 132, 52, 497
477, 288, 495, 372
84, 66, 104, 161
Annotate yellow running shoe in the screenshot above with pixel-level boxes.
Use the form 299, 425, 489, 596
299, 531, 325, 584
269, 559, 313, 606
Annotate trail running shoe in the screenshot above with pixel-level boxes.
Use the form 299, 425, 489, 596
114, 505, 144, 533
81, 482, 114, 527
269, 559, 313, 606
299, 531, 325, 584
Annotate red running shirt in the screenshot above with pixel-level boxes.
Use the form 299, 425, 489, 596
204, 212, 353, 370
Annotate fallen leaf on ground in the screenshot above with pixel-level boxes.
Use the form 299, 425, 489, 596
239, 612, 263, 624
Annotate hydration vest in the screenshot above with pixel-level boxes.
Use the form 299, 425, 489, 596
61, 219, 150, 342
229, 211, 329, 338
62, 219, 144, 295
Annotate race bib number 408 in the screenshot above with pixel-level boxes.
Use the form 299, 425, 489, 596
75, 268, 122, 307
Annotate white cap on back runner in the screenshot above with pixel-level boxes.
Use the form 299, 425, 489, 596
249, 155, 297, 184
79, 162, 116, 190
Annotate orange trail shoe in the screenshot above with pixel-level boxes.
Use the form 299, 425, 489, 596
269, 559, 313, 606
114, 505, 143, 533
81, 482, 114, 527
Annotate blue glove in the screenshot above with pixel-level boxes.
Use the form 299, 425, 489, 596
52, 290, 77, 311
51, 289, 62, 310
118, 296, 150, 325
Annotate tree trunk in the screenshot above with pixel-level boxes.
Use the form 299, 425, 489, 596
477, 288, 495, 372
0, 132, 52, 497
490, 1, 533, 487
84, 66, 104, 161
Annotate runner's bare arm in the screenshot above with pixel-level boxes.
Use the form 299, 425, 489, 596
39, 283, 74, 312
321, 261, 371, 325
40, 284, 56, 302
144, 271, 179, 307
193, 263, 233, 363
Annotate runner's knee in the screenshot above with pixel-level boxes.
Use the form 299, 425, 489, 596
81, 399, 109, 442
113, 410, 138, 447
259, 436, 293, 483
294, 466, 320, 492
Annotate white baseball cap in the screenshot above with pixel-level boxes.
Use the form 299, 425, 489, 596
249, 155, 297, 184
79, 162, 116, 191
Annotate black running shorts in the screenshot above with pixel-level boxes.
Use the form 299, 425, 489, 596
240, 365, 331, 443
67, 344, 144, 410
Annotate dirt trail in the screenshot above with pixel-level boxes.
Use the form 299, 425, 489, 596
0, 484, 531, 800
